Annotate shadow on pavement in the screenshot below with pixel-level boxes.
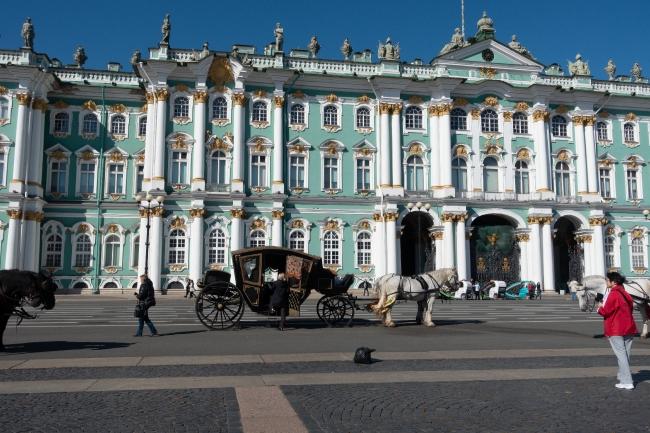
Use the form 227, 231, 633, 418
157, 330, 206, 337
1, 341, 133, 355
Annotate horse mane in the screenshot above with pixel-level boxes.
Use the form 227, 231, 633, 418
581, 275, 605, 283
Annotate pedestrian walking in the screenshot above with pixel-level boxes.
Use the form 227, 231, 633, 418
134, 274, 158, 337
569, 279, 579, 302
527, 281, 534, 300
269, 273, 289, 331
535, 282, 542, 300
598, 272, 638, 390
360, 279, 371, 296
185, 279, 195, 298
474, 281, 481, 300
188, 279, 196, 299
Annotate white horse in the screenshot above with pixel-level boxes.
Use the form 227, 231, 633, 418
577, 275, 650, 338
372, 268, 458, 328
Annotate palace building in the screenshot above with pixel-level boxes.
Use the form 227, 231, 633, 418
0, 12, 649, 293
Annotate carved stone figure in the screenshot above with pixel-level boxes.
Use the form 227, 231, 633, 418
231, 45, 240, 60
274, 23, 284, 52
200, 42, 210, 59
340, 38, 352, 60
378, 38, 399, 61
568, 54, 590, 76
160, 14, 171, 45
604, 59, 616, 80
72, 46, 88, 68
21, 17, 35, 49
439, 28, 470, 55
508, 35, 533, 58
631, 62, 643, 81
477, 11, 495, 32
130, 49, 141, 65
241, 53, 252, 67
308, 36, 320, 58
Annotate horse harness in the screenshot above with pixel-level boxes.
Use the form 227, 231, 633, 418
0, 279, 41, 323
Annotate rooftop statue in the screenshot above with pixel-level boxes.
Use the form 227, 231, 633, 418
439, 28, 470, 55
509, 35, 533, 58
604, 59, 616, 81
130, 49, 141, 66
378, 37, 399, 61
340, 38, 353, 60
477, 11, 495, 32
160, 14, 171, 45
72, 46, 87, 68
631, 62, 643, 81
21, 17, 35, 49
274, 23, 284, 52
308, 36, 320, 58
568, 54, 590, 76
200, 42, 210, 59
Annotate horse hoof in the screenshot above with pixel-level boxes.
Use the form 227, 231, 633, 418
416, 319, 422, 325
642, 334, 647, 340
386, 322, 396, 328
427, 323, 436, 328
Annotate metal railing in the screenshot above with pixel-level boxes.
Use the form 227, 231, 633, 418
206, 184, 230, 193
404, 190, 435, 199
556, 195, 582, 204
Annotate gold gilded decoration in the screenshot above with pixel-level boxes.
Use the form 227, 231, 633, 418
140, 104, 148, 113
372, 214, 384, 222
175, 83, 189, 92
292, 90, 306, 99
271, 210, 285, 220
470, 109, 481, 120
188, 208, 206, 218
379, 103, 392, 115
555, 104, 569, 114
557, 150, 569, 161
628, 156, 638, 168
325, 94, 338, 103
169, 265, 184, 272
208, 57, 234, 88
6, 210, 22, 220
438, 104, 452, 115
33, 99, 48, 113
527, 216, 540, 225
441, 213, 468, 223
355, 148, 371, 157
428, 106, 440, 117
533, 110, 549, 122
82, 100, 97, 111
292, 220, 304, 229
502, 112, 513, 122
572, 115, 585, 126
172, 135, 188, 149
252, 138, 267, 153
486, 146, 499, 155
291, 144, 305, 154
52, 99, 69, 109
453, 98, 469, 107
17, 94, 33, 106
169, 217, 187, 231
0, 86, 7, 96
251, 89, 267, 98
210, 138, 229, 153
589, 217, 608, 226
625, 113, 637, 121
479, 67, 498, 79
155, 89, 169, 101
81, 151, 95, 161
486, 233, 501, 246
193, 90, 208, 104
110, 194, 121, 200
358, 94, 371, 104
25, 212, 44, 222
584, 116, 596, 126
514, 102, 530, 111
106, 267, 117, 274
516, 148, 530, 160
599, 159, 612, 167
465, 232, 472, 240
145, 93, 154, 104
432, 232, 444, 241
136, 153, 145, 163
51, 149, 67, 161
477, 257, 486, 271
211, 265, 223, 271
516, 234, 530, 242
106, 224, 119, 233
360, 266, 371, 273
606, 226, 616, 235
325, 142, 339, 155
409, 144, 422, 155
78, 224, 90, 233
359, 221, 371, 230
502, 258, 511, 271
230, 209, 246, 219
324, 220, 341, 232
273, 96, 285, 108
408, 95, 424, 104
250, 219, 265, 231
454, 146, 468, 157
232, 93, 248, 106
391, 103, 403, 114
384, 212, 399, 222
632, 229, 645, 239
110, 103, 127, 113
599, 110, 610, 118
109, 152, 123, 162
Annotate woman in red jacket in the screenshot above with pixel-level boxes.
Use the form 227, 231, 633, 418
598, 272, 638, 390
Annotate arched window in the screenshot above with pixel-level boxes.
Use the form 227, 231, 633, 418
555, 161, 571, 196
0, 98, 8, 119
209, 150, 227, 185
208, 229, 227, 265
74, 234, 92, 268
357, 232, 372, 266
45, 234, 62, 267
212, 97, 228, 119
289, 231, 305, 252
514, 160, 529, 194
138, 117, 147, 136
551, 115, 567, 137
323, 105, 338, 126
73, 282, 88, 289
405, 155, 425, 190
624, 123, 635, 142
627, 167, 639, 199
451, 157, 468, 192
252, 101, 268, 122
356, 107, 370, 128
605, 236, 616, 269
82, 114, 98, 134
483, 157, 499, 192
405, 106, 423, 129
250, 229, 267, 247
631, 238, 645, 269
54, 112, 69, 132
104, 234, 120, 267
173, 96, 189, 118
481, 110, 499, 133
103, 282, 118, 289
600, 166, 612, 198
132, 235, 140, 268
290, 104, 305, 125
323, 231, 339, 266
450, 108, 467, 131
289, 155, 306, 188
168, 229, 186, 264
512, 112, 528, 134
597, 121, 608, 141
111, 115, 126, 135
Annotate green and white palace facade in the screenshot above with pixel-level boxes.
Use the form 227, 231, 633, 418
1, 13, 649, 293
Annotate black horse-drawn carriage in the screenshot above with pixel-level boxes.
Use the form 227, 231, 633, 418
195, 247, 356, 329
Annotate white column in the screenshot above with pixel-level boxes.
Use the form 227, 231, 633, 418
379, 104, 391, 188
396, 228, 403, 275
22, 218, 37, 272
439, 105, 454, 196
137, 213, 148, 278
582, 236, 593, 277
374, 215, 385, 277
27, 101, 45, 196
541, 219, 555, 292
230, 210, 244, 252
465, 231, 471, 279
442, 214, 455, 268
153, 89, 168, 189
192, 92, 207, 191
434, 232, 444, 270
143, 93, 156, 190
386, 213, 397, 274
32, 215, 43, 272
149, 210, 163, 293
271, 210, 283, 247
518, 234, 529, 281
4, 211, 21, 269
391, 105, 402, 191
584, 117, 599, 194
272, 96, 285, 193
429, 109, 440, 189
456, 217, 467, 279
591, 219, 606, 276
529, 219, 543, 286
533, 111, 550, 192
189, 209, 205, 283
573, 117, 589, 195
503, 113, 514, 192
232, 94, 248, 191
12, 95, 30, 190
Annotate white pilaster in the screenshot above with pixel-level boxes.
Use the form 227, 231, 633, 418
4, 211, 20, 269
443, 217, 455, 268
533, 111, 550, 193
229, 210, 245, 252
27, 102, 45, 196
379, 104, 391, 188
272, 96, 285, 193
149, 211, 163, 292
271, 210, 283, 247
434, 232, 444, 270
11, 96, 30, 192
192, 92, 207, 191
438, 104, 454, 197
582, 236, 593, 277
529, 219, 542, 286
591, 219, 606, 276
517, 234, 529, 281
138, 214, 148, 279
232, 94, 248, 192
503, 114, 514, 192
391, 105, 403, 194
143, 93, 156, 192
573, 117, 588, 195
541, 220, 555, 292
22, 220, 37, 272
429, 110, 440, 189
152, 89, 168, 190
584, 117, 599, 194
456, 219, 467, 280
189, 209, 205, 283
374, 216, 386, 277
386, 213, 397, 274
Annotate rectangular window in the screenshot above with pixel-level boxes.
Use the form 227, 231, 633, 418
50, 161, 67, 193
171, 151, 188, 184
356, 159, 371, 190
632, 240, 645, 268
600, 168, 611, 198
107, 164, 124, 194
324, 157, 338, 189
251, 155, 267, 187
136, 165, 144, 193
210, 157, 226, 184
79, 163, 95, 194
0, 152, 5, 185
138, 118, 147, 136
289, 156, 305, 188
133, 238, 140, 268
627, 170, 638, 199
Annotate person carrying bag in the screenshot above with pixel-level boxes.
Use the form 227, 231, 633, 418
134, 274, 158, 337
269, 273, 289, 331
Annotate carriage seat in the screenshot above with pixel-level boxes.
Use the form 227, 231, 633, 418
335, 274, 354, 289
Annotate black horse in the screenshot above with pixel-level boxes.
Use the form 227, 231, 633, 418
0, 270, 57, 352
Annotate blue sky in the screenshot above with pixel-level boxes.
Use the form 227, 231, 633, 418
3, 0, 650, 80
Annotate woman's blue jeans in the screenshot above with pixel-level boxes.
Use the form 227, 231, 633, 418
136, 312, 157, 335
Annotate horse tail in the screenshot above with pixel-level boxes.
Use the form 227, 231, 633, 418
373, 274, 394, 316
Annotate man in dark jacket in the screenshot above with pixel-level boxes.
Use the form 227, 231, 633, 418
360, 279, 371, 296
134, 274, 158, 337
269, 273, 289, 331
185, 279, 195, 298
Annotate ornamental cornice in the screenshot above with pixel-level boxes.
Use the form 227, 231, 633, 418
230, 209, 246, 219
155, 89, 169, 101
273, 96, 285, 108
589, 217, 608, 226
188, 208, 206, 218
232, 93, 248, 106
271, 210, 285, 220
193, 91, 208, 104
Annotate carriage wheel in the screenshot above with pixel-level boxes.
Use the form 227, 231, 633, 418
318, 295, 354, 327
195, 282, 245, 330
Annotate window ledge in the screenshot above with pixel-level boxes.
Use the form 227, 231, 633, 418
81, 133, 97, 140
624, 141, 640, 148
323, 188, 342, 195
322, 124, 341, 133
627, 198, 643, 205
633, 268, 648, 275
357, 265, 375, 273
111, 134, 126, 141
598, 140, 612, 147
356, 127, 373, 134
172, 117, 191, 125
168, 264, 188, 272
290, 123, 306, 132
251, 121, 270, 129
103, 266, 121, 274
53, 131, 69, 138
211, 118, 229, 126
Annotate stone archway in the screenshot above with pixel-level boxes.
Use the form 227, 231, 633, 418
400, 211, 434, 275
553, 217, 583, 290
470, 214, 520, 284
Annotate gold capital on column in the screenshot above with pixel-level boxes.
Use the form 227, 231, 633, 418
379, 103, 392, 115
572, 115, 585, 126
145, 92, 155, 104
24, 211, 44, 221
232, 93, 248, 106
33, 98, 48, 113
155, 89, 169, 101
273, 96, 285, 108
391, 103, 402, 115
470, 109, 481, 120
584, 116, 596, 126
502, 112, 513, 122
589, 217, 608, 226
438, 104, 452, 115
6, 210, 22, 219
189, 208, 206, 218
527, 216, 540, 225
372, 213, 384, 222
532, 110, 549, 122
16, 94, 32, 106
138, 209, 150, 218
441, 213, 455, 223
582, 235, 592, 243
230, 209, 246, 219
193, 91, 208, 104
271, 210, 285, 220
432, 232, 444, 240
150, 207, 165, 217
428, 106, 440, 117
516, 234, 530, 242
385, 212, 399, 222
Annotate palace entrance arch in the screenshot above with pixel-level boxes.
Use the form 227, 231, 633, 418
470, 214, 521, 284
400, 211, 435, 275
553, 217, 583, 290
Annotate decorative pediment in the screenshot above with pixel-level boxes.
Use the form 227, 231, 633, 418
352, 139, 377, 156
103, 146, 129, 162
434, 38, 543, 69
319, 140, 344, 156
75, 145, 100, 162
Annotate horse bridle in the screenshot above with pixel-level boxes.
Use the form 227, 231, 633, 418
0, 279, 51, 322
